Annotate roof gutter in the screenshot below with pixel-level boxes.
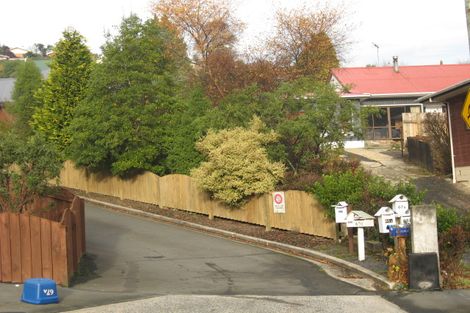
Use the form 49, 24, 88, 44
416, 79, 470, 103
341, 92, 430, 99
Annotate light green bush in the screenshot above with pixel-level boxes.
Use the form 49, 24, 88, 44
191, 117, 285, 207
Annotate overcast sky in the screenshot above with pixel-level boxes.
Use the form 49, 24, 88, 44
2, 0, 469, 67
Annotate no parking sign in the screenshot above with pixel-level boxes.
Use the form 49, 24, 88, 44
272, 192, 286, 213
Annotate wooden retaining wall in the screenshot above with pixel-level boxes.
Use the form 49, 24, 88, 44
60, 161, 335, 239
0, 196, 85, 286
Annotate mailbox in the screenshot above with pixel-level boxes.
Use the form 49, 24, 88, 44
389, 194, 409, 216
374, 206, 396, 233
333, 201, 348, 223
346, 211, 375, 228
398, 208, 411, 225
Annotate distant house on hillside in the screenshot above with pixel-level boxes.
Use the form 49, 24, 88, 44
10, 47, 30, 58
331, 59, 470, 143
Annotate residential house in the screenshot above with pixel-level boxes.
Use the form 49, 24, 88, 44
418, 79, 470, 183
10, 47, 30, 58
331, 59, 470, 144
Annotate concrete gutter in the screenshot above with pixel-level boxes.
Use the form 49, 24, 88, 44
82, 197, 394, 290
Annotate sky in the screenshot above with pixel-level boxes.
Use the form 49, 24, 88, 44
1, 0, 469, 67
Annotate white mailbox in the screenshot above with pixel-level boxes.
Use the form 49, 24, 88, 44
398, 209, 411, 225
389, 194, 409, 216
374, 207, 396, 233
333, 201, 348, 223
346, 211, 375, 228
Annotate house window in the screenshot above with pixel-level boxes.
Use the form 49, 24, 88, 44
366, 106, 410, 140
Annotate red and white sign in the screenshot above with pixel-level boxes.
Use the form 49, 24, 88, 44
272, 192, 286, 213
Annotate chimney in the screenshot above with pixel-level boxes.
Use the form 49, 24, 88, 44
393, 56, 399, 73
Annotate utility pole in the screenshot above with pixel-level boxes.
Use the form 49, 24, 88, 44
466, 0, 470, 56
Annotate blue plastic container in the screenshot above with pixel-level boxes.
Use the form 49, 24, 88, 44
21, 278, 59, 304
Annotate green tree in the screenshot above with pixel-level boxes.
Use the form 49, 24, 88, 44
162, 87, 212, 174
0, 132, 62, 213
31, 29, 93, 149
191, 117, 285, 207
275, 81, 355, 171
8, 60, 43, 137
201, 79, 356, 173
67, 15, 188, 177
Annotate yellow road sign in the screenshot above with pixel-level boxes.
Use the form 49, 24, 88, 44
461, 89, 470, 128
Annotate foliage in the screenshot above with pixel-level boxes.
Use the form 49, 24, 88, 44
0, 60, 21, 77
154, 0, 245, 103
191, 117, 285, 207
267, 4, 348, 81
31, 29, 93, 149
32, 43, 53, 57
154, 0, 243, 64
311, 168, 424, 219
0, 132, 61, 213
278, 157, 361, 191
162, 87, 212, 174
439, 226, 467, 288
203, 80, 356, 173
0, 46, 15, 58
434, 204, 470, 288
385, 247, 408, 286
67, 15, 188, 177
436, 204, 460, 233
423, 113, 451, 174
8, 61, 43, 137
277, 81, 355, 171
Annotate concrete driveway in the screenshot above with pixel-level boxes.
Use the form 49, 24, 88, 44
0, 203, 367, 312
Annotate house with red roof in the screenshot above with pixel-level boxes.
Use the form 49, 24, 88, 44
331, 59, 470, 142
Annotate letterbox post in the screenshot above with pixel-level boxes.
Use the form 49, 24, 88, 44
333, 201, 348, 243
357, 227, 365, 261
346, 210, 375, 261
347, 205, 354, 254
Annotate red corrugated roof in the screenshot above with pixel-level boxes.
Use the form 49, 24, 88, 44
332, 64, 470, 96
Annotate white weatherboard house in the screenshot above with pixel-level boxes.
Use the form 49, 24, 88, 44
10, 47, 29, 58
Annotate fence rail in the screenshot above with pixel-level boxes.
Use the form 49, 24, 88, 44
0, 194, 85, 286
60, 161, 336, 239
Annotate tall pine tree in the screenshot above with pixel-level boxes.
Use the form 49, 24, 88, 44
31, 29, 93, 149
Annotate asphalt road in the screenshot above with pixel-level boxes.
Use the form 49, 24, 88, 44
2, 203, 469, 312
0, 203, 367, 313
80, 203, 365, 296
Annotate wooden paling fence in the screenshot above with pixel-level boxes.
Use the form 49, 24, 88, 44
60, 161, 336, 239
0, 195, 85, 286
402, 113, 426, 145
